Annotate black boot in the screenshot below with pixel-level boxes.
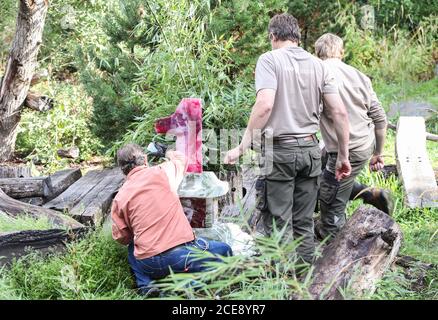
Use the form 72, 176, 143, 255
350, 182, 395, 215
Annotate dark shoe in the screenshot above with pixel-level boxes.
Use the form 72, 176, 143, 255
365, 188, 395, 215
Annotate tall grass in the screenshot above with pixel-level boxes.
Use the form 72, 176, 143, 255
0, 213, 52, 233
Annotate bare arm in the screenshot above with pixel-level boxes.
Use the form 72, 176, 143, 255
367, 79, 387, 171
159, 150, 187, 194
323, 93, 351, 180
224, 89, 275, 164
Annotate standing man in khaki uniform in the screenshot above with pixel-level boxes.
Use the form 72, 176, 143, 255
315, 33, 388, 240
224, 14, 351, 264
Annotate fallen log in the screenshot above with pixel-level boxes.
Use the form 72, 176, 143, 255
0, 177, 52, 198
44, 168, 125, 225
309, 206, 402, 300
45, 168, 82, 201
24, 91, 53, 112
69, 169, 124, 225
0, 188, 83, 229
0, 227, 88, 266
0, 165, 31, 178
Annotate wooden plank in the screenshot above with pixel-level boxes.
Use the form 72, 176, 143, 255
45, 168, 82, 201
309, 206, 402, 300
0, 176, 52, 198
0, 227, 88, 266
43, 169, 103, 212
0, 166, 31, 178
69, 168, 124, 225
0, 189, 83, 229
396, 117, 438, 208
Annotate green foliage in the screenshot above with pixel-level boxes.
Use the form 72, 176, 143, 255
366, 0, 438, 31
0, 213, 52, 232
0, 0, 17, 68
40, 0, 113, 77
208, 0, 288, 77
333, 5, 437, 83
79, 0, 253, 152
16, 83, 102, 172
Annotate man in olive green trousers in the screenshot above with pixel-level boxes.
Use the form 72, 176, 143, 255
224, 15, 351, 264
315, 33, 392, 241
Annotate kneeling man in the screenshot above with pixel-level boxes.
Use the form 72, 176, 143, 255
111, 143, 232, 295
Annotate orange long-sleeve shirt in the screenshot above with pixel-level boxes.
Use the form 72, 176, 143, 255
111, 159, 194, 259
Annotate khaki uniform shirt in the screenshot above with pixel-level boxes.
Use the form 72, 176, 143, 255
255, 46, 338, 138
320, 58, 387, 153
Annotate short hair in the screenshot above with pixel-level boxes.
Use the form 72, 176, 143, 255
314, 33, 344, 60
116, 143, 146, 175
268, 13, 301, 43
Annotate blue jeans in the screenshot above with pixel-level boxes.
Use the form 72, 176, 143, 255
128, 238, 233, 292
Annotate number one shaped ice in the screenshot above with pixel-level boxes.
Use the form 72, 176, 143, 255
154, 98, 203, 173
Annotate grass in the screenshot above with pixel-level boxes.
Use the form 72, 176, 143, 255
0, 213, 52, 233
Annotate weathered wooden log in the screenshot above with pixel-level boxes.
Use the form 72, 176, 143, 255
70, 169, 125, 225
57, 146, 79, 159
44, 168, 125, 225
45, 168, 82, 201
0, 227, 88, 266
309, 206, 402, 300
0, 177, 52, 198
0, 189, 83, 229
0, 165, 31, 178
24, 91, 53, 111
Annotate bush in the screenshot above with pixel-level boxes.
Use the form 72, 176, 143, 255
16, 82, 102, 172
333, 5, 437, 84
78, 0, 254, 154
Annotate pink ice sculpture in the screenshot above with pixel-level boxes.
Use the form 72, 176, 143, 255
154, 98, 203, 173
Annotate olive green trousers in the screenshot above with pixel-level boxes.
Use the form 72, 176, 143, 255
257, 139, 322, 264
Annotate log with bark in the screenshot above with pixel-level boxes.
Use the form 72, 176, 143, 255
0, 227, 88, 267
0, 177, 52, 198
309, 206, 402, 300
0, 188, 83, 229
0, 0, 49, 161
0, 165, 31, 178
24, 91, 53, 111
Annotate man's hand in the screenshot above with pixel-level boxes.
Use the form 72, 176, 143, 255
369, 154, 384, 172
335, 157, 352, 181
223, 146, 242, 165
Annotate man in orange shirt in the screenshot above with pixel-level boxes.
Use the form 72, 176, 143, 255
111, 143, 232, 296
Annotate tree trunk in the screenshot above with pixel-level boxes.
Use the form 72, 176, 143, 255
309, 206, 402, 300
0, 0, 49, 161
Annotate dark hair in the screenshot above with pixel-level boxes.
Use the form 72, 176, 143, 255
268, 13, 301, 43
116, 143, 146, 175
